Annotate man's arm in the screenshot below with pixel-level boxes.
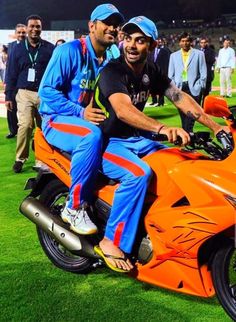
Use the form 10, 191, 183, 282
4, 44, 18, 111
108, 92, 190, 144
39, 42, 105, 123
165, 82, 229, 134
230, 48, 235, 73
199, 51, 207, 88
39, 43, 85, 117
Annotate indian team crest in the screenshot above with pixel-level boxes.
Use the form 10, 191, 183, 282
142, 74, 150, 85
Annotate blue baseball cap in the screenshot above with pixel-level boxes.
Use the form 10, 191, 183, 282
122, 16, 158, 41
90, 3, 124, 24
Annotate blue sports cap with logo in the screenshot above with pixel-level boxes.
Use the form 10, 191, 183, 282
90, 3, 124, 23
122, 16, 158, 40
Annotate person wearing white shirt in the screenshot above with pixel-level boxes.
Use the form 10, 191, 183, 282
216, 38, 235, 97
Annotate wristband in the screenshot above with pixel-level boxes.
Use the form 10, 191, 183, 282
157, 125, 165, 133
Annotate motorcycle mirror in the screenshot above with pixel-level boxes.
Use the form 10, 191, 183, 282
203, 95, 233, 119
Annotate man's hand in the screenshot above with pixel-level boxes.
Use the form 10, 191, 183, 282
5, 101, 13, 111
84, 99, 106, 125
214, 125, 231, 136
159, 126, 190, 146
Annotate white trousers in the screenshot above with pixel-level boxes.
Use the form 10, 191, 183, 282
220, 67, 232, 96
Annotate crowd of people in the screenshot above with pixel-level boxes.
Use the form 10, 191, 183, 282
0, 4, 235, 273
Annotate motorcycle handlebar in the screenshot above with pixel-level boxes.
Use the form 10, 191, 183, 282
151, 130, 234, 159
216, 130, 234, 153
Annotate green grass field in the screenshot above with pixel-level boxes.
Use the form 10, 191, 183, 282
1, 74, 236, 322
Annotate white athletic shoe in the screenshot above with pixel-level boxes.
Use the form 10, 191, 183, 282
61, 204, 98, 235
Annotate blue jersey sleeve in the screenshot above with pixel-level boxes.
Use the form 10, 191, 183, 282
39, 40, 85, 117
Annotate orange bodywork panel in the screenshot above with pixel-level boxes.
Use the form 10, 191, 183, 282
34, 128, 71, 187
34, 125, 236, 297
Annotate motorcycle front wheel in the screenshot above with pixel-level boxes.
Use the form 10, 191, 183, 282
212, 241, 236, 320
37, 179, 93, 273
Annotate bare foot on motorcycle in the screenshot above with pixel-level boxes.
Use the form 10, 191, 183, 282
95, 237, 134, 272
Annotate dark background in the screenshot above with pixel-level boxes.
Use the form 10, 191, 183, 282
0, 0, 236, 29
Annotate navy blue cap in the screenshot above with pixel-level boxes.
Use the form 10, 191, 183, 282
90, 3, 124, 23
122, 16, 158, 40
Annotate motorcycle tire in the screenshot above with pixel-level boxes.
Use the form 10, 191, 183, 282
37, 179, 93, 273
211, 241, 236, 321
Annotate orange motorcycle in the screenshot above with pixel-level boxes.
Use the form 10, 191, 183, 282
20, 96, 236, 320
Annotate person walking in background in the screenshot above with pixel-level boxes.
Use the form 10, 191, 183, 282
216, 37, 235, 98
5, 15, 54, 173
0, 45, 8, 83
5, 23, 27, 139
199, 36, 216, 105
148, 37, 171, 106
168, 32, 207, 133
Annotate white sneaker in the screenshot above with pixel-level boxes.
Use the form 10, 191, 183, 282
61, 204, 98, 235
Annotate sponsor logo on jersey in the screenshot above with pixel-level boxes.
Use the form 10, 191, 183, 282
142, 74, 150, 85
80, 79, 96, 90
131, 90, 149, 104
80, 69, 96, 90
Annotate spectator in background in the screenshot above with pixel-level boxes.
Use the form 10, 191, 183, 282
5, 23, 27, 139
168, 32, 207, 133
5, 14, 54, 173
55, 39, 66, 47
216, 38, 235, 98
0, 45, 8, 83
148, 37, 171, 106
117, 28, 125, 51
199, 36, 216, 105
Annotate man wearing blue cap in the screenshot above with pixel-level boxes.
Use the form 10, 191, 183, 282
93, 16, 230, 272
39, 4, 124, 235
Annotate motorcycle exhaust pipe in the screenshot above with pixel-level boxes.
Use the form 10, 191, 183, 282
19, 197, 97, 258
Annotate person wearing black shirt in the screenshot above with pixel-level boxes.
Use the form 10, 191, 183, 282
93, 16, 230, 273
5, 15, 54, 173
199, 37, 216, 105
148, 37, 171, 106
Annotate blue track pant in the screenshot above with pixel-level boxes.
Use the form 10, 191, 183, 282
41, 115, 102, 209
102, 136, 167, 253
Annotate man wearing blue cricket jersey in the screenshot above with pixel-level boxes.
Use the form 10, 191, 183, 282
39, 4, 124, 235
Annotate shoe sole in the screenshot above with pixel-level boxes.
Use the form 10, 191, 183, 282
61, 216, 98, 235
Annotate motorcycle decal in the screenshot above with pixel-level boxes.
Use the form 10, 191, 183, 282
52, 158, 70, 175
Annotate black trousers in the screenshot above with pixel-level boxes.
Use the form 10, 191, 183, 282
7, 99, 18, 136
179, 82, 201, 133
201, 80, 212, 107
